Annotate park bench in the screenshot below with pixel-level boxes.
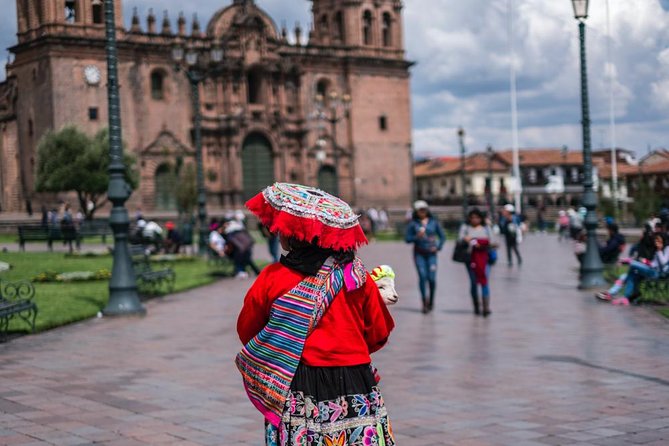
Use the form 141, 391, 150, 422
0, 280, 38, 341
129, 245, 175, 294
77, 220, 111, 245
18, 225, 77, 253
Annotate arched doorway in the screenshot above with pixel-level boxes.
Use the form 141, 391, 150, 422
318, 165, 338, 195
241, 133, 274, 200
155, 163, 177, 210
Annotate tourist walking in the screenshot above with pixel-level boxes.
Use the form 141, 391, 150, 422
236, 182, 395, 446
499, 204, 523, 266
405, 200, 446, 313
459, 208, 496, 316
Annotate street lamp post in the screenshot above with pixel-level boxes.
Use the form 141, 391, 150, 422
313, 91, 351, 197
102, 0, 145, 316
572, 0, 606, 288
458, 127, 468, 221
172, 43, 224, 255
487, 145, 495, 223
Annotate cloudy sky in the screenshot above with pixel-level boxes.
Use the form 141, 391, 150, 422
1, 0, 668, 157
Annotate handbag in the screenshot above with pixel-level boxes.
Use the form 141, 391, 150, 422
488, 248, 498, 265
452, 240, 470, 263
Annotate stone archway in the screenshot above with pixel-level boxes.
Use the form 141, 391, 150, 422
241, 133, 274, 201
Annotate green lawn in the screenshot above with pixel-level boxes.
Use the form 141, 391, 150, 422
0, 251, 238, 334
657, 308, 669, 319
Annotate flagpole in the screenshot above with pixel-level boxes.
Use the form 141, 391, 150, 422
606, 0, 619, 218
509, 0, 522, 213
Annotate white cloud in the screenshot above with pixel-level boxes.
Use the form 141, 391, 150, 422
1, 0, 667, 156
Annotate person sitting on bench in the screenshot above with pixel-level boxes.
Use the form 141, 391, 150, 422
596, 232, 669, 305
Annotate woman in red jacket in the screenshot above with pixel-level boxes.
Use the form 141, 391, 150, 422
236, 183, 395, 446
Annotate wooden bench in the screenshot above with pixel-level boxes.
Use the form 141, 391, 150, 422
18, 225, 77, 253
129, 245, 175, 294
0, 280, 38, 341
77, 220, 111, 245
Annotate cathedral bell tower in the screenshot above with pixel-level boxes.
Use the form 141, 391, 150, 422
309, 0, 404, 55
16, 0, 123, 43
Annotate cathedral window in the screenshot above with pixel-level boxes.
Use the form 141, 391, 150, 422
247, 68, 264, 104
362, 11, 373, 45
64, 1, 77, 23
379, 115, 388, 131
382, 13, 392, 47
335, 12, 345, 43
150, 70, 166, 100
319, 14, 329, 37
92, 0, 103, 24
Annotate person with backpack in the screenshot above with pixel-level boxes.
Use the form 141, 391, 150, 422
405, 200, 446, 314
499, 204, 523, 266
222, 218, 260, 278
458, 208, 496, 317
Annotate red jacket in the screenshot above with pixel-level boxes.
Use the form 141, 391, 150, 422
237, 263, 395, 367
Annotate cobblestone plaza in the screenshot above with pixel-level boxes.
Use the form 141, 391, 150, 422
1, 236, 668, 445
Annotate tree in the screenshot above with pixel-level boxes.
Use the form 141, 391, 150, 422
35, 126, 138, 220
631, 180, 661, 225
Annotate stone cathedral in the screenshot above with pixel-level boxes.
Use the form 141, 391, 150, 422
0, 0, 412, 213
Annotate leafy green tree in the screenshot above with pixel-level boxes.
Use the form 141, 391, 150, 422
35, 126, 138, 220
631, 180, 661, 225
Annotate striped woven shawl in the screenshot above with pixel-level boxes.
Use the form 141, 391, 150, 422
235, 257, 366, 427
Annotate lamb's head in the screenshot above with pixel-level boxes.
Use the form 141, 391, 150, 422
370, 265, 398, 306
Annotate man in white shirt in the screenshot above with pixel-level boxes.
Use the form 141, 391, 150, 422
209, 224, 226, 257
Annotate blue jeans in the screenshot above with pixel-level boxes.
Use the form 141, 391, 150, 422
467, 265, 491, 301
414, 254, 437, 301
608, 260, 658, 298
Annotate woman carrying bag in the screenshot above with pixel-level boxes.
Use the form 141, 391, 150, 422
458, 208, 497, 317
236, 183, 395, 446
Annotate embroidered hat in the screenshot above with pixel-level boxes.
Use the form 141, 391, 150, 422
245, 182, 368, 251
370, 265, 396, 281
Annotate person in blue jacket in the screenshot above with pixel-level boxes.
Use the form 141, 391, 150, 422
405, 200, 446, 313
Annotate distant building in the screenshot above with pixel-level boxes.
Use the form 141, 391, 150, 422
414, 147, 648, 210
0, 0, 413, 213
414, 152, 511, 206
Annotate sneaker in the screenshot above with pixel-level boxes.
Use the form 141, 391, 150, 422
612, 297, 630, 306
595, 291, 613, 302
235, 271, 249, 279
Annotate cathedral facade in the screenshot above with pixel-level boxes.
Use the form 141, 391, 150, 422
0, 0, 413, 213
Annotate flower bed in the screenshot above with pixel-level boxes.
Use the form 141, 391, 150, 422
33, 269, 112, 283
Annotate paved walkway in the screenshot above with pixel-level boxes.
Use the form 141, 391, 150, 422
1, 235, 668, 445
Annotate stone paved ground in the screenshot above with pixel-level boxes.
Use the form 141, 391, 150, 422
1, 235, 668, 445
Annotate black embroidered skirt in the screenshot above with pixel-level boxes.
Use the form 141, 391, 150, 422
265, 363, 395, 446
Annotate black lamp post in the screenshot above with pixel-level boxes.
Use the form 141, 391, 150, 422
172, 43, 224, 255
102, 0, 145, 316
572, 0, 606, 288
487, 144, 495, 223
458, 127, 468, 221
313, 91, 351, 197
